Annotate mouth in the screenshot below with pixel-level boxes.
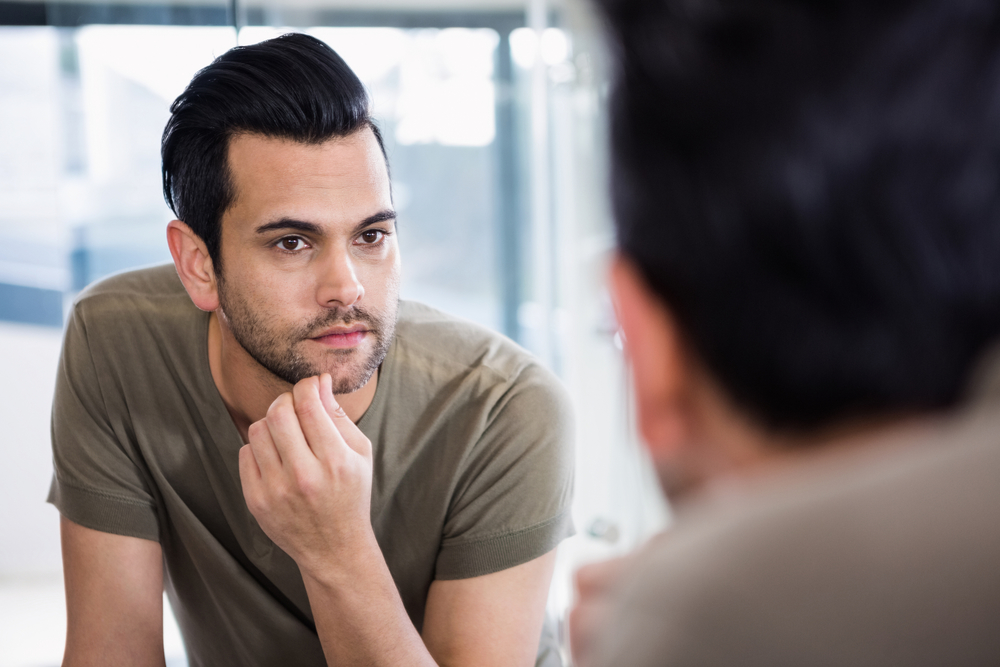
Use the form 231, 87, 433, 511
310, 324, 370, 349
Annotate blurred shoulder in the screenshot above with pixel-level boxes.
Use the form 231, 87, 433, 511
598, 413, 1000, 666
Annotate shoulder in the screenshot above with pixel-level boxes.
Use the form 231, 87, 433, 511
71, 264, 193, 330
394, 300, 561, 391
74, 263, 187, 307
65, 264, 203, 376
378, 300, 573, 443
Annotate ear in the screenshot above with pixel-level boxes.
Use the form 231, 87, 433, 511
167, 220, 220, 312
608, 254, 691, 460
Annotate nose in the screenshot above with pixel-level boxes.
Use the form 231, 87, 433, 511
316, 247, 364, 308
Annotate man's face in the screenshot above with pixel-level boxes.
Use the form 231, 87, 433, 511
215, 129, 400, 393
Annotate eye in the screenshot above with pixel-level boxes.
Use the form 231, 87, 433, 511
356, 230, 384, 245
276, 236, 308, 252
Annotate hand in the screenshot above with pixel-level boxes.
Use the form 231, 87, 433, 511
569, 555, 633, 667
239, 373, 376, 579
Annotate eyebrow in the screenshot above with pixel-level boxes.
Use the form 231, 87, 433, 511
254, 209, 396, 236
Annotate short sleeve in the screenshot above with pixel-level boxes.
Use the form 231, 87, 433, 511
435, 363, 575, 579
47, 300, 160, 541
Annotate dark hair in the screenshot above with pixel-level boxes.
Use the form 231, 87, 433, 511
161, 32, 386, 270
597, 0, 1000, 431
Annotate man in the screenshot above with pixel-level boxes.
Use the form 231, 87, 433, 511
48, 33, 574, 666
572, 1, 1000, 665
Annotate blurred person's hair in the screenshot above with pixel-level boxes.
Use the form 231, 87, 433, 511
598, 0, 1000, 432
161, 32, 386, 271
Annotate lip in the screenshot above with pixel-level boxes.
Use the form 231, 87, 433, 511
310, 325, 370, 349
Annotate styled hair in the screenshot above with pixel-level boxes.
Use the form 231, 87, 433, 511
597, 0, 1000, 431
161, 32, 385, 269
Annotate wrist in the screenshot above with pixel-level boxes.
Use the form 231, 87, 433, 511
298, 527, 385, 591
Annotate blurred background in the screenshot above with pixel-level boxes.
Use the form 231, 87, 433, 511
0, 0, 667, 664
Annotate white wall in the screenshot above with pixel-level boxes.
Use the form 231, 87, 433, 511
0, 321, 64, 577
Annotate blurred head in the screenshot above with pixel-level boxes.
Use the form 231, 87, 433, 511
597, 0, 1000, 486
163, 34, 398, 393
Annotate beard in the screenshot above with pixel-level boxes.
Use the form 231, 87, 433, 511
216, 275, 397, 394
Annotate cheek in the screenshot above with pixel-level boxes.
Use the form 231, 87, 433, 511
231, 265, 313, 313
359, 248, 401, 295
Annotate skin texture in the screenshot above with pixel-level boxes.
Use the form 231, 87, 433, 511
60, 130, 558, 667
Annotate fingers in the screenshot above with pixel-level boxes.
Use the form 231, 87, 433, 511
263, 392, 314, 470
319, 373, 373, 459
292, 376, 344, 462
238, 443, 262, 507
252, 375, 374, 474
239, 443, 261, 480
246, 417, 282, 475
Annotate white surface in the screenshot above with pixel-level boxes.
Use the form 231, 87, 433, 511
0, 322, 63, 577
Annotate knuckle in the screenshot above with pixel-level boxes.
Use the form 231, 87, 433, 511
292, 466, 318, 495
273, 481, 292, 504
267, 393, 293, 418
244, 490, 265, 515
247, 420, 266, 441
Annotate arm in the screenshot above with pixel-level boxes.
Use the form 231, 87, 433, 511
60, 517, 165, 667
299, 546, 556, 667
422, 550, 557, 666
240, 374, 558, 666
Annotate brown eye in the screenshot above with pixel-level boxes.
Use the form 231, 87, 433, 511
279, 237, 304, 251
358, 230, 383, 245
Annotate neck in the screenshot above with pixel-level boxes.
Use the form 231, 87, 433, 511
207, 311, 378, 443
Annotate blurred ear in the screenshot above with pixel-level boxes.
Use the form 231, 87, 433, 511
608, 254, 691, 459
166, 220, 219, 312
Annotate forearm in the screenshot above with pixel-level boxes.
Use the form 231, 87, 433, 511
301, 531, 438, 667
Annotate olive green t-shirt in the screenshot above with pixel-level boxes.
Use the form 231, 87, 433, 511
48, 264, 575, 666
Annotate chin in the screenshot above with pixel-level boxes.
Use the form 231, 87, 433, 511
322, 361, 378, 395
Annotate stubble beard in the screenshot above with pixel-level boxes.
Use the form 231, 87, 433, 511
217, 275, 397, 394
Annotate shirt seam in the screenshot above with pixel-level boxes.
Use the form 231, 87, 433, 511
397, 303, 532, 385
54, 475, 156, 509
439, 510, 570, 548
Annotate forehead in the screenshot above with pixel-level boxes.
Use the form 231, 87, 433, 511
224, 129, 391, 229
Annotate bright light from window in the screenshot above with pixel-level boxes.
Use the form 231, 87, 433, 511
77, 26, 235, 105
241, 27, 497, 148
510, 27, 571, 69
541, 28, 570, 65
510, 27, 537, 69
309, 27, 407, 83
395, 28, 498, 147
76, 26, 235, 183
